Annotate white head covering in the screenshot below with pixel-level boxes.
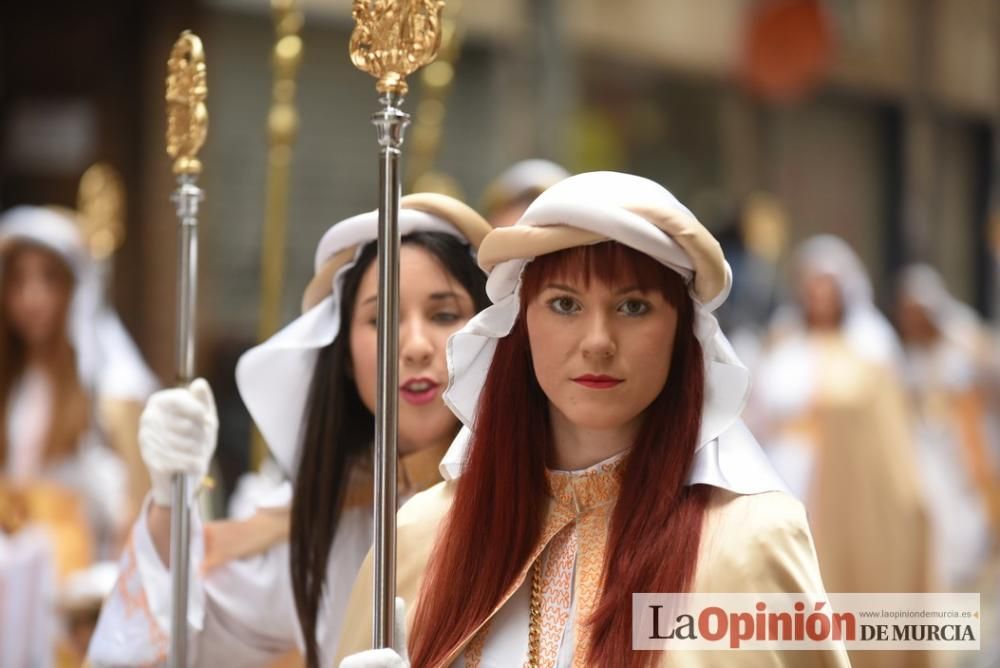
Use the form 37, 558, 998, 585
897, 263, 982, 350
482, 159, 571, 215
441, 171, 787, 495
773, 234, 902, 366
0, 206, 157, 400
235, 194, 491, 478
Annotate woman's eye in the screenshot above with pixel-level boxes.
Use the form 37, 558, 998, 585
547, 296, 580, 315
431, 311, 460, 324
618, 299, 649, 316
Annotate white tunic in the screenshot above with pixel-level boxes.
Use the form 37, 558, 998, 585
88, 444, 446, 667
5, 366, 129, 557
87, 489, 372, 667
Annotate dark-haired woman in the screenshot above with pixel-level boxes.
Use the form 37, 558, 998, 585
337, 173, 850, 667
88, 194, 492, 667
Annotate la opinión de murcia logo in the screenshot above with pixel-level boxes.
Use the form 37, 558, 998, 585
632, 593, 981, 651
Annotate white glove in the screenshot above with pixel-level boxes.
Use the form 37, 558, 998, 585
339, 597, 410, 667
139, 378, 218, 507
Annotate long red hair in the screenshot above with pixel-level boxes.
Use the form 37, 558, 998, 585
410, 242, 711, 667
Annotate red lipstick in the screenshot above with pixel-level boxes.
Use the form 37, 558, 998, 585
572, 374, 623, 389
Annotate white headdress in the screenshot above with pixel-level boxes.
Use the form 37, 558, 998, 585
441, 171, 787, 495
235, 193, 491, 477
897, 263, 982, 350
482, 159, 571, 216
772, 234, 901, 366
0, 206, 157, 400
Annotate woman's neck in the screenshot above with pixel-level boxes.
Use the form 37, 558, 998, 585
548, 407, 638, 471
23, 338, 59, 369
398, 432, 453, 457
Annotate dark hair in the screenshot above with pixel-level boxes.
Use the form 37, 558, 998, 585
290, 231, 489, 668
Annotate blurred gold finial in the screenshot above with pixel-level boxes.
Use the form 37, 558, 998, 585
77, 162, 126, 261
743, 192, 789, 263
349, 0, 446, 96
405, 0, 462, 192
166, 31, 208, 176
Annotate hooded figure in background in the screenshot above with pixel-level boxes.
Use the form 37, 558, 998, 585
896, 264, 997, 588
752, 235, 932, 668
481, 159, 570, 228
0, 205, 156, 665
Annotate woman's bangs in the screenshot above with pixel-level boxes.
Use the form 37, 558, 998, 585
521, 241, 686, 305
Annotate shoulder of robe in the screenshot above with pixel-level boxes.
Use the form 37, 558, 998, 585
694, 488, 825, 594
397, 480, 455, 531
335, 481, 457, 663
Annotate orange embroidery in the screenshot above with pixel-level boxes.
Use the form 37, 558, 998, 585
452, 456, 625, 666
570, 505, 612, 666
537, 524, 576, 667
117, 535, 169, 663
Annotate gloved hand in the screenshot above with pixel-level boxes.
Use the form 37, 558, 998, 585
139, 378, 218, 507
339, 597, 410, 667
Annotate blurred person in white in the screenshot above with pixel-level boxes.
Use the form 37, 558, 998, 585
752, 235, 932, 668
481, 159, 570, 228
87, 194, 491, 668
896, 264, 998, 589
0, 205, 157, 664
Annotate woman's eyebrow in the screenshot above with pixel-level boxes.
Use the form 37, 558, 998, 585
545, 283, 581, 295
428, 291, 462, 302
360, 294, 378, 307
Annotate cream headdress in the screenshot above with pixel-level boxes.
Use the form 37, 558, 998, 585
442, 171, 786, 495
235, 193, 491, 477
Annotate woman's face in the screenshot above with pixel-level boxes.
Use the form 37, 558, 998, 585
800, 271, 844, 331
2, 245, 73, 349
896, 294, 938, 345
525, 274, 678, 437
350, 245, 476, 454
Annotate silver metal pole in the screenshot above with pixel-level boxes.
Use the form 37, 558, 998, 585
169, 174, 203, 667
371, 92, 409, 649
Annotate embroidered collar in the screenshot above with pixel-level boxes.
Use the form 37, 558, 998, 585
544, 451, 626, 514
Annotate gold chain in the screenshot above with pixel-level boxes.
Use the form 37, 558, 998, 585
525, 558, 543, 668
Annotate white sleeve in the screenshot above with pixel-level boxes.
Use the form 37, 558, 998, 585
87, 496, 299, 667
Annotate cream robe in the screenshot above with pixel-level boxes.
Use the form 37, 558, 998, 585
87, 444, 447, 667
336, 456, 851, 667
755, 332, 933, 668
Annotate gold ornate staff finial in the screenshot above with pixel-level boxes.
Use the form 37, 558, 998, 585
166, 30, 208, 176
163, 29, 209, 667
350, 0, 446, 97
77, 162, 126, 261
349, 0, 447, 650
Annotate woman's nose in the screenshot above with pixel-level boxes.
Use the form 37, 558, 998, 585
580, 312, 616, 359
400, 317, 434, 367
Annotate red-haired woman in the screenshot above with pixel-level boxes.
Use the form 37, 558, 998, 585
336, 172, 850, 667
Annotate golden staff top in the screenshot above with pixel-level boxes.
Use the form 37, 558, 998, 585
166, 31, 209, 175
77, 162, 126, 262
350, 0, 445, 96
